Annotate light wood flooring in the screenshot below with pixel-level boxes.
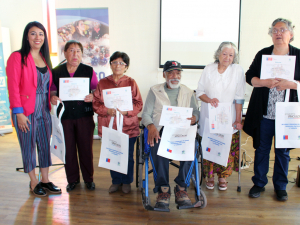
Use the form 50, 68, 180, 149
0, 130, 299, 225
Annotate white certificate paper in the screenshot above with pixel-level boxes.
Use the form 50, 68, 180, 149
103, 87, 133, 111
59, 77, 89, 101
208, 102, 233, 134
159, 105, 193, 129
261, 55, 296, 80
158, 125, 197, 161
201, 118, 232, 167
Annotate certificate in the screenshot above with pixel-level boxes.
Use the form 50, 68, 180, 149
159, 105, 193, 129
103, 86, 133, 111
208, 102, 233, 134
158, 125, 197, 161
201, 118, 232, 167
260, 55, 296, 80
59, 77, 89, 101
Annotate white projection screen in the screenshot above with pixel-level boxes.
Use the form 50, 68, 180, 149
160, 0, 241, 69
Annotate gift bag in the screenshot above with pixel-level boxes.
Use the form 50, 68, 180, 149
201, 118, 232, 167
276, 87, 300, 148
50, 100, 66, 163
158, 125, 197, 161
98, 111, 129, 174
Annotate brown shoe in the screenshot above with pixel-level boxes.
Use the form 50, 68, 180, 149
154, 187, 170, 209
174, 185, 192, 206
108, 184, 120, 193
122, 184, 131, 194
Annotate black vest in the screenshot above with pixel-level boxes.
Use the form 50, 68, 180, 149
53, 63, 94, 120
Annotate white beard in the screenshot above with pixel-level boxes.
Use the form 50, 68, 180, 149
166, 78, 181, 89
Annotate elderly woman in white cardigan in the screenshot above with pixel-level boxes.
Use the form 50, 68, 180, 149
196, 42, 246, 191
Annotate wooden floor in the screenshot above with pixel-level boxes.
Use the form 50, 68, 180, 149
0, 130, 299, 225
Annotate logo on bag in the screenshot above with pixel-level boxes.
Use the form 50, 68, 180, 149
213, 133, 224, 139
211, 124, 215, 129
167, 149, 172, 153
167, 108, 172, 111
118, 162, 120, 166
109, 139, 121, 148
106, 158, 111, 162
218, 152, 221, 156
283, 135, 288, 140
54, 145, 57, 149
298, 136, 300, 140
285, 113, 300, 119
63, 80, 69, 83
106, 91, 111, 94
206, 147, 211, 152
173, 134, 187, 138
182, 150, 185, 154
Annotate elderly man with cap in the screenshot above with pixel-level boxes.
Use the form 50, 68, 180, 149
141, 60, 199, 210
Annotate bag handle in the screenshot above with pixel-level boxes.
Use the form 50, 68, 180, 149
108, 109, 124, 133
285, 81, 300, 103
53, 100, 65, 121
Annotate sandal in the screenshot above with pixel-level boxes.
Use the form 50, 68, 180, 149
218, 180, 228, 191
206, 179, 215, 190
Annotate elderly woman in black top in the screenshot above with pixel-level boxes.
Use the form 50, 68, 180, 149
50, 40, 98, 192
244, 18, 300, 201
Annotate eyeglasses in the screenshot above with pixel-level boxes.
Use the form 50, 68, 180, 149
111, 61, 127, 66
272, 28, 289, 34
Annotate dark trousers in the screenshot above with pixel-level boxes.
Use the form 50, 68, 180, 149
62, 116, 95, 183
150, 139, 194, 193
252, 118, 290, 190
110, 137, 137, 184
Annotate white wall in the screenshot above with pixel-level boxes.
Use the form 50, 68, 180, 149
0, 0, 44, 52
2, 0, 300, 103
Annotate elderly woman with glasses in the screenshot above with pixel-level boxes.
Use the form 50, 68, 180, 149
244, 18, 300, 201
93, 51, 143, 194
196, 42, 245, 191
50, 40, 98, 192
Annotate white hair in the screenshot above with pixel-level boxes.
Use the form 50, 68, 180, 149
214, 42, 239, 64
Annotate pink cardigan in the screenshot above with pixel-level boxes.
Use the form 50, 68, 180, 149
6, 52, 52, 116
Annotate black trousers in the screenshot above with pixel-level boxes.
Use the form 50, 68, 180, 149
62, 116, 95, 183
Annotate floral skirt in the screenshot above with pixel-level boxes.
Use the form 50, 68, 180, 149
202, 131, 240, 179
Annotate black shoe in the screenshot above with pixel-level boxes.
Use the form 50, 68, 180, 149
66, 180, 80, 192
275, 190, 288, 201
85, 182, 95, 190
41, 182, 62, 194
29, 182, 47, 197
249, 185, 265, 198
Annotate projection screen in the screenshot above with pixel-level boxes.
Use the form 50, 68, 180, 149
160, 0, 241, 69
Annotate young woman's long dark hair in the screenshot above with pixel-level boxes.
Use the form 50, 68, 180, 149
19, 21, 52, 70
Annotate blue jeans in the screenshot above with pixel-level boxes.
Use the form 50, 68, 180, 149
252, 118, 290, 190
110, 137, 137, 184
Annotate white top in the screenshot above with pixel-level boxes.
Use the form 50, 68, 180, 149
196, 63, 246, 136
